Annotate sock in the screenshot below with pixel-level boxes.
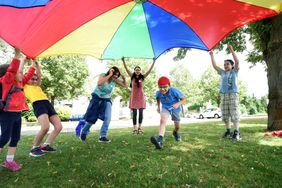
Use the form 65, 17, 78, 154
226, 128, 231, 133
32, 145, 40, 149
158, 135, 163, 141
6, 155, 14, 162
43, 143, 50, 146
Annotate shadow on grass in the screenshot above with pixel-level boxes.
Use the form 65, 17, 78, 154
0, 117, 281, 187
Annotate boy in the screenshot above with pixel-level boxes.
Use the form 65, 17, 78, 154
209, 45, 241, 141
151, 76, 185, 149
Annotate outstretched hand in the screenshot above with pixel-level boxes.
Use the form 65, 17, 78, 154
209, 50, 213, 56
227, 45, 234, 51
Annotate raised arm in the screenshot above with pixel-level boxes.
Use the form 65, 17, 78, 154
97, 69, 114, 85
209, 50, 221, 72
228, 45, 239, 70
122, 57, 132, 77
143, 58, 156, 78
33, 59, 42, 85
115, 73, 127, 88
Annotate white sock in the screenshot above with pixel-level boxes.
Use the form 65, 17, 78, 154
32, 145, 40, 149
43, 143, 50, 146
6, 155, 14, 162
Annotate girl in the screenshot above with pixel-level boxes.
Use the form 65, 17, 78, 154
209, 45, 241, 141
24, 60, 62, 157
0, 48, 35, 171
80, 66, 126, 142
122, 57, 156, 134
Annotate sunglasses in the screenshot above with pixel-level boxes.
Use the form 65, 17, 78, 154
159, 85, 169, 89
31, 78, 38, 81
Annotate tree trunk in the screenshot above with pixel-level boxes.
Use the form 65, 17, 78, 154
265, 14, 282, 130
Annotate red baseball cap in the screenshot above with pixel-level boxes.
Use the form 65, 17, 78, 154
158, 76, 170, 86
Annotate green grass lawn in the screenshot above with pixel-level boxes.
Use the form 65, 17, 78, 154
1, 118, 282, 188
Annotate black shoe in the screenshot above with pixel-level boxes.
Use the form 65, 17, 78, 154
98, 137, 111, 143
150, 136, 163, 149
80, 133, 87, 141
222, 131, 232, 138
173, 130, 181, 141
232, 131, 242, 141
29, 147, 45, 157
40, 145, 56, 152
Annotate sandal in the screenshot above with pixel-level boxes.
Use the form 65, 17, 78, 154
137, 128, 144, 134
132, 129, 138, 135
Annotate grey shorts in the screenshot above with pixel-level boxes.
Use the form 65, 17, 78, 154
161, 108, 181, 123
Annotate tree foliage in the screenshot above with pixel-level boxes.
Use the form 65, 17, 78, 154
39, 56, 89, 104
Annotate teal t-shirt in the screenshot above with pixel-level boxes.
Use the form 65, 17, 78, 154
93, 74, 116, 98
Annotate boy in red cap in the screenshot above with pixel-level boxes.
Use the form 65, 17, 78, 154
151, 76, 185, 149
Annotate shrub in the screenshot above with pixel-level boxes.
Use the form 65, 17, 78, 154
22, 102, 37, 122
56, 106, 72, 121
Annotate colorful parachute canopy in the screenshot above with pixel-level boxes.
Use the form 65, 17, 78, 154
0, 0, 281, 59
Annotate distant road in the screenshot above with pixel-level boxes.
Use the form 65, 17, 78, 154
20, 115, 267, 136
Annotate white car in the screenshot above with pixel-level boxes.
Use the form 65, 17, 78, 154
198, 108, 221, 119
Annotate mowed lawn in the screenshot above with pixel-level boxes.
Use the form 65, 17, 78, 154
1, 118, 281, 188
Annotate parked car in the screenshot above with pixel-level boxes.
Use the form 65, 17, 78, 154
198, 108, 221, 119
69, 114, 84, 121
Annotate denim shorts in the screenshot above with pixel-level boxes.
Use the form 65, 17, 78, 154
161, 108, 181, 123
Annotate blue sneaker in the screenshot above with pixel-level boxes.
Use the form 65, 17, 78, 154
80, 133, 87, 141
173, 130, 181, 141
222, 131, 232, 138
150, 136, 163, 149
232, 131, 242, 141
98, 137, 111, 143
29, 147, 45, 157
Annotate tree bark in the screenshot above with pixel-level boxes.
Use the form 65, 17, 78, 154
265, 14, 282, 130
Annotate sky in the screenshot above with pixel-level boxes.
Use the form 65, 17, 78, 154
86, 48, 268, 98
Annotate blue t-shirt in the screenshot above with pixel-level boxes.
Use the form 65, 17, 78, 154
93, 74, 116, 98
156, 87, 184, 113
218, 69, 239, 93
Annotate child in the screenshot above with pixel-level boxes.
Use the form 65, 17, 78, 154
122, 57, 156, 134
80, 66, 126, 142
209, 45, 241, 141
0, 48, 35, 171
24, 60, 62, 157
150, 76, 185, 149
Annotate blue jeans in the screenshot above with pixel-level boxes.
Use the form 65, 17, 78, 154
81, 102, 112, 137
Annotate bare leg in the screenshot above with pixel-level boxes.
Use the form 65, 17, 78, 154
7, 147, 16, 155
159, 114, 169, 137
33, 114, 50, 146
44, 115, 62, 144
174, 122, 180, 131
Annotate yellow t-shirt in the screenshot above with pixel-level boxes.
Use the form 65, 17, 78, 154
24, 84, 48, 104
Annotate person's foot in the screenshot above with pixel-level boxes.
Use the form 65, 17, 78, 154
98, 137, 111, 143
173, 130, 181, 141
80, 133, 87, 141
222, 131, 232, 138
41, 145, 56, 152
150, 136, 163, 149
29, 147, 46, 157
1, 160, 22, 171
132, 129, 138, 135
232, 130, 242, 141
137, 128, 144, 134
